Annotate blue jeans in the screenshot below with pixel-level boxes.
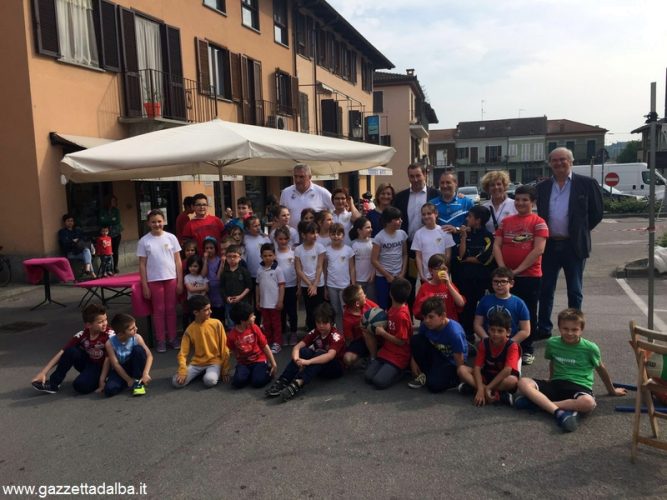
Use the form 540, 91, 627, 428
279, 347, 343, 385
67, 249, 92, 266
231, 362, 271, 388
538, 239, 585, 333
410, 334, 460, 393
512, 276, 540, 355
104, 345, 147, 397
49, 347, 102, 394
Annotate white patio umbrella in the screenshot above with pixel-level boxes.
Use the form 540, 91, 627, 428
60, 119, 396, 182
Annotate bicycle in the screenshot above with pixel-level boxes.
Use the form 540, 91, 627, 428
0, 246, 11, 286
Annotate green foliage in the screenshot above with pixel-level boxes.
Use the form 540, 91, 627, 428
603, 197, 663, 214
659, 232, 667, 247
617, 140, 641, 163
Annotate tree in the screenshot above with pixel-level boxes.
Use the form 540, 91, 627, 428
617, 140, 641, 163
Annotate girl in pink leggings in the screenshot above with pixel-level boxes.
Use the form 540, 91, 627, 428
137, 209, 184, 352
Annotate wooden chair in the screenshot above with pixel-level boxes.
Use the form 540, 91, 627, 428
629, 321, 667, 461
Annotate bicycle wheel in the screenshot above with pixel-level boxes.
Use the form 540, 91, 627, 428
0, 258, 11, 286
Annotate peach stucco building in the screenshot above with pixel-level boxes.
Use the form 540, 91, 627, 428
0, 0, 392, 271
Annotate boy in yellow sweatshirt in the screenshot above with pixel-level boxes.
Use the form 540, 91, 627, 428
172, 295, 231, 388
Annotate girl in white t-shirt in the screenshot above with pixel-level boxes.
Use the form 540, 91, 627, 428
315, 209, 333, 247
371, 206, 408, 310
324, 223, 356, 331
349, 216, 374, 296
294, 221, 326, 331
270, 205, 299, 249
137, 209, 183, 353
274, 226, 298, 344
411, 202, 455, 283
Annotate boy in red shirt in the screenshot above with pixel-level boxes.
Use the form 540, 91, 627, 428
458, 310, 520, 405
265, 303, 345, 402
492, 185, 548, 365
227, 302, 277, 389
341, 284, 378, 368
412, 254, 465, 323
364, 278, 413, 389
96, 226, 115, 277
32, 303, 112, 394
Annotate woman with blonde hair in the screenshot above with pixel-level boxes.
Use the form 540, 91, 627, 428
481, 170, 517, 233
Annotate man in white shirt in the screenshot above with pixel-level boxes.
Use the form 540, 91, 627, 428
280, 164, 335, 229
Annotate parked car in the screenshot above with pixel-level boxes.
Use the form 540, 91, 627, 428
601, 184, 646, 201
458, 186, 480, 204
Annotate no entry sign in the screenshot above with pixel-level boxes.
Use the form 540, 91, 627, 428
605, 172, 620, 187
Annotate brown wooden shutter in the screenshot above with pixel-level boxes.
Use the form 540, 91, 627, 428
94, 0, 120, 71
253, 60, 264, 125
290, 76, 299, 116
240, 55, 250, 124
321, 99, 337, 137
32, 0, 59, 57
196, 38, 210, 95
163, 25, 186, 120
119, 8, 142, 117
230, 52, 242, 101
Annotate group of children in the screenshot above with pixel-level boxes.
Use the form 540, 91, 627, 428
35, 189, 627, 433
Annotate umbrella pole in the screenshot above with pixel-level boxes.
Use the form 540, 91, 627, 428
217, 164, 225, 219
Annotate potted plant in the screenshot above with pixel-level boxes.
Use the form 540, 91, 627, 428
143, 83, 162, 118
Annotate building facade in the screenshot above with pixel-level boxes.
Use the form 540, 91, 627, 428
0, 0, 392, 267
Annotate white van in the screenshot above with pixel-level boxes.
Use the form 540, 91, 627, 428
571, 162, 666, 199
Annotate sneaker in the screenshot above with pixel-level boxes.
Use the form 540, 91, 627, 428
270, 343, 282, 354
32, 381, 58, 394
513, 394, 538, 410
156, 341, 167, 353
132, 380, 146, 397
169, 339, 180, 350
280, 380, 303, 402
493, 391, 514, 406
408, 373, 427, 389
457, 382, 475, 395
265, 378, 288, 397
522, 353, 535, 365
555, 410, 579, 432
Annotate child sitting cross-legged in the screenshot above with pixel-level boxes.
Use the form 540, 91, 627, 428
227, 302, 277, 389
408, 297, 467, 392
457, 310, 519, 405
364, 278, 413, 389
265, 302, 345, 402
172, 295, 231, 389
514, 308, 627, 432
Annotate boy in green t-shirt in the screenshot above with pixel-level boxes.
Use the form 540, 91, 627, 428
515, 308, 626, 432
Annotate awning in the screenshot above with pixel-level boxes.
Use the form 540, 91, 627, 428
359, 167, 393, 176
49, 132, 116, 149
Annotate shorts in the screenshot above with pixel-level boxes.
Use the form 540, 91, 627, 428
481, 366, 520, 384
346, 337, 369, 358
533, 379, 594, 402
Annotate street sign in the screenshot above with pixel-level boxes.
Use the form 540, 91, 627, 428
605, 172, 620, 187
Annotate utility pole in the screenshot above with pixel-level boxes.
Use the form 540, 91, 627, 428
647, 82, 658, 329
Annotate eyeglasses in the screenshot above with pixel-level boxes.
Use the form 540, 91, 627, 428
492, 279, 511, 285
194, 203, 208, 207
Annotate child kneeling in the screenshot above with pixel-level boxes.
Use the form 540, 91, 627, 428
266, 303, 345, 402
172, 295, 231, 389
458, 310, 519, 405
515, 308, 626, 432
227, 302, 277, 389
104, 313, 153, 397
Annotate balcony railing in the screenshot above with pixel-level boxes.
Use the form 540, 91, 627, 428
120, 68, 217, 123
237, 99, 296, 130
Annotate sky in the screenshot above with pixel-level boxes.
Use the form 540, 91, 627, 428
327, 0, 667, 145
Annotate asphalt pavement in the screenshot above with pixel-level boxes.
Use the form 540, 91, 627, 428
1, 217, 666, 499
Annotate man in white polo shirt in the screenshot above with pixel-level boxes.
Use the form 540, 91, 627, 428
280, 164, 335, 228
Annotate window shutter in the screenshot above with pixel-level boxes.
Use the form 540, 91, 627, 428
290, 76, 299, 116
119, 8, 142, 117
240, 55, 251, 124
32, 0, 59, 57
321, 98, 337, 137
299, 92, 309, 132
230, 52, 242, 101
196, 38, 211, 95
95, 0, 120, 71
163, 25, 186, 121
373, 91, 383, 113
253, 60, 264, 125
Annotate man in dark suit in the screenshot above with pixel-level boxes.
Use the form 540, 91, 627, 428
393, 163, 439, 306
535, 147, 603, 339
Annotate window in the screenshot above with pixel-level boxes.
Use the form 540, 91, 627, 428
242, 0, 259, 30
534, 143, 544, 161
295, 11, 313, 58
586, 139, 596, 160
197, 39, 232, 100
548, 141, 558, 153
204, 0, 226, 13
470, 171, 479, 185
299, 92, 309, 132
486, 145, 502, 163
316, 27, 327, 67
521, 144, 530, 161
470, 147, 478, 163
361, 60, 373, 92
55, 0, 99, 66
273, 0, 288, 45
348, 52, 357, 83
456, 147, 469, 160
566, 141, 576, 153
373, 91, 383, 113
508, 144, 517, 157
275, 70, 296, 115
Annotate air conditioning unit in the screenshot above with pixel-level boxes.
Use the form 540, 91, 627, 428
266, 115, 285, 129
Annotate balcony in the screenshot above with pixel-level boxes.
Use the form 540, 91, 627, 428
119, 69, 218, 132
